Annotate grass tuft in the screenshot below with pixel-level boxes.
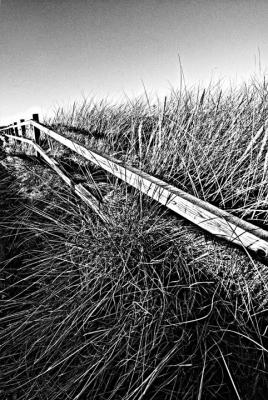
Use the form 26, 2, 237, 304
1, 78, 268, 399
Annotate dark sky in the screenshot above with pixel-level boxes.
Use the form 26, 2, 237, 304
1, 0, 268, 123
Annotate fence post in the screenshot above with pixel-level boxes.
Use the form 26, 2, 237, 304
19, 119, 25, 152
32, 114, 40, 157
13, 122, 18, 148
9, 122, 15, 146
14, 122, 18, 136
20, 119, 25, 137
32, 114, 40, 144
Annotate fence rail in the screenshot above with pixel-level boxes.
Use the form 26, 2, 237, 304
1, 115, 268, 260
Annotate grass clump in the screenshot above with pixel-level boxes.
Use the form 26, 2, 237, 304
1, 77, 268, 399
0, 163, 267, 399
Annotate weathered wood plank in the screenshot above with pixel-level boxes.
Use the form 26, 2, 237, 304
2, 121, 268, 258
3, 134, 110, 224
29, 120, 268, 257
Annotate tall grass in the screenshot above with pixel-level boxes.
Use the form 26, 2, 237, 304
1, 78, 268, 399
48, 77, 268, 226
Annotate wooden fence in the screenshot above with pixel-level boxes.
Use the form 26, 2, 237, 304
1, 115, 268, 260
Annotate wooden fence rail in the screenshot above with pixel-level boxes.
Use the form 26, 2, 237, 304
0, 132, 110, 224
1, 115, 268, 259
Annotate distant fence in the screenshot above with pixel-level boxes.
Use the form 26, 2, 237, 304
1, 114, 268, 260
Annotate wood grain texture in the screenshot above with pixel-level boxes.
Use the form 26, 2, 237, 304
2, 133, 109, 224
2, 121, 268, 258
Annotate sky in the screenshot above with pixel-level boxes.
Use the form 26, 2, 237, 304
1, 0, 268, 124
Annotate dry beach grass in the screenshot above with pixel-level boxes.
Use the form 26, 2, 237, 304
1, 79, 268, 399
